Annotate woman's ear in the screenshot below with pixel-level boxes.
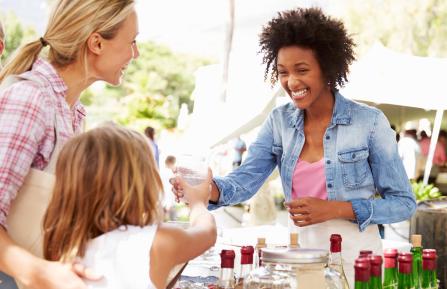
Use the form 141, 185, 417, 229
86, 32, 103, 55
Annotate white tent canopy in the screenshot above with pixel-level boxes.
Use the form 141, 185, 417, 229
340, 43, 447, 110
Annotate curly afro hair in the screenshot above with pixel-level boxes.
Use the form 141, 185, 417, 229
259, 7, 355, 90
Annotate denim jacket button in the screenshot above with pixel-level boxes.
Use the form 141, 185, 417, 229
325, 135, 330, 140
326, 160, 331, 164
352, 153, 356, 159
327, 183, 333, 188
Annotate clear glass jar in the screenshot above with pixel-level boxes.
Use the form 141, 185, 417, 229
244, 247, 346, 289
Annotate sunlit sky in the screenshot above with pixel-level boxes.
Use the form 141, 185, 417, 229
0, 0, 330, 59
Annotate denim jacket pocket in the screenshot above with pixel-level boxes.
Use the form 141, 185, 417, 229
272, 144, 284, 167
338, 147, 370, 188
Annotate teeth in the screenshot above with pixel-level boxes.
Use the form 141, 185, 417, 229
292, 88, 307, 97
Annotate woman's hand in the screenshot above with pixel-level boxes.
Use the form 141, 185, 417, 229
171, 168, 212, 206
27, 260, 102, 289
284, 197, 355, 226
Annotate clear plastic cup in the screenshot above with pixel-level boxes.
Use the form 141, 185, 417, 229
175, 154, 208, 186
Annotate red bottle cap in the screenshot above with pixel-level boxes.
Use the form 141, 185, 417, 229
398, 253, 413, 274
369, 255, 383, 277
220, 249, 235, 268
240, 246, 254, 265
384, 248, 398, 268
383, 248, 398, 257
359, 250, 373, 257
422, 249, 437, 271
423, 249, 437, 257
330, 234, 342, 253
354, 258, 371, 282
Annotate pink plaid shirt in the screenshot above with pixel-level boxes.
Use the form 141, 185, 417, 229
0, 58, 85, 227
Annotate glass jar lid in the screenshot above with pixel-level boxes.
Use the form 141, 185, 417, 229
262, 247, 328, 264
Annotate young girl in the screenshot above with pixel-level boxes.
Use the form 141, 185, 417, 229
0, 1, 139, 288
43, 125, 217, 289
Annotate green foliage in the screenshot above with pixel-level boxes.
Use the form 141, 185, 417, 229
0, 12, 37, 62
411, 181, 442, 202
100, 41, 214, 130
340, 0, 447, 57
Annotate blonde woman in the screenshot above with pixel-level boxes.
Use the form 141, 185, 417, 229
0, 1, 139, 288
43, 125, 216, 289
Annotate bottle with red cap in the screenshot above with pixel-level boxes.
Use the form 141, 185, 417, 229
235, 246, 254, 289
383, 248, 398, 289
218, 249, 236, 289
397, 252, 414, 289
354, 257, 371, 289
421, 249, 437, 289
369, 255, 383, 289
254, 237, 266, 269
329, 234, 350, 289
359, 250, 373, 258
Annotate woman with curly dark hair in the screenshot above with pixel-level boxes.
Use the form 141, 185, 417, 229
174, 7, 416, 285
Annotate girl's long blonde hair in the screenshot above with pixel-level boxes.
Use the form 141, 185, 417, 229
43, 125, 163, 262
0, 0, 134, 82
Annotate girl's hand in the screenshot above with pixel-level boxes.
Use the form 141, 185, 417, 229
284, 197, 334, 227
171, 168, 212, 206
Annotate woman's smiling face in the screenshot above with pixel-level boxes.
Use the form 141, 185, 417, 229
277, 45, 331, 110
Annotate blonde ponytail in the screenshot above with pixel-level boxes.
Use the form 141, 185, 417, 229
0, 0, 134, 83
0, 40, 44, 82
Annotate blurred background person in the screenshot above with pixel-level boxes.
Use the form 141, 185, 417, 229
144, 126, 160, 168
417, 130, 446, 183
0, 19, 4, 68
232, 136, 246, 169
398, 121, 421, 180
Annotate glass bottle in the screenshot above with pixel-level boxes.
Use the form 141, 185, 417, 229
244, 247, 335, 289
369, 255, 383, 289
329, 234, 350, 289
289, 232, 299, 248
254, 237, 266, 268
421, 249, 437, 289
410, 235, 422, 289
218, 249, 235, 289
383, 248, 398, 289
235, 246, 254, 289
397, 253, 414, 289
355, 257, 371, 289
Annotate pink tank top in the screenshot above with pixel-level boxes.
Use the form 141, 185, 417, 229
291, 158, 328, 200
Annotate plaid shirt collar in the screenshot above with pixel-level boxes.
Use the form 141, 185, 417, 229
31, 58, 86, 116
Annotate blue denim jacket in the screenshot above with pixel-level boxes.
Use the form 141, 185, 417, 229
211, 92, 416, 231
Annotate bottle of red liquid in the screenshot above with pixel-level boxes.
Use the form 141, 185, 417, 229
218, 249, 236, 289
329, 234, 349, 289
235, 246, 254, 289
369, 255, 383, 289
421, 249, 437, 289
355, 257, 371, 289
383, 248, 398, 289
397, 253, 414, 289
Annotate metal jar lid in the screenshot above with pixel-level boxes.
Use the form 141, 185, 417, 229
262, 247, 328, 264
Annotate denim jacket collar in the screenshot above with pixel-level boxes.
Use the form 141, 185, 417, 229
286, 91, 352, 129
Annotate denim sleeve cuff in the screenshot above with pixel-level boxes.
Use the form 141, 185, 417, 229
350, 199, 374, 232
207, 177, 233, 210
